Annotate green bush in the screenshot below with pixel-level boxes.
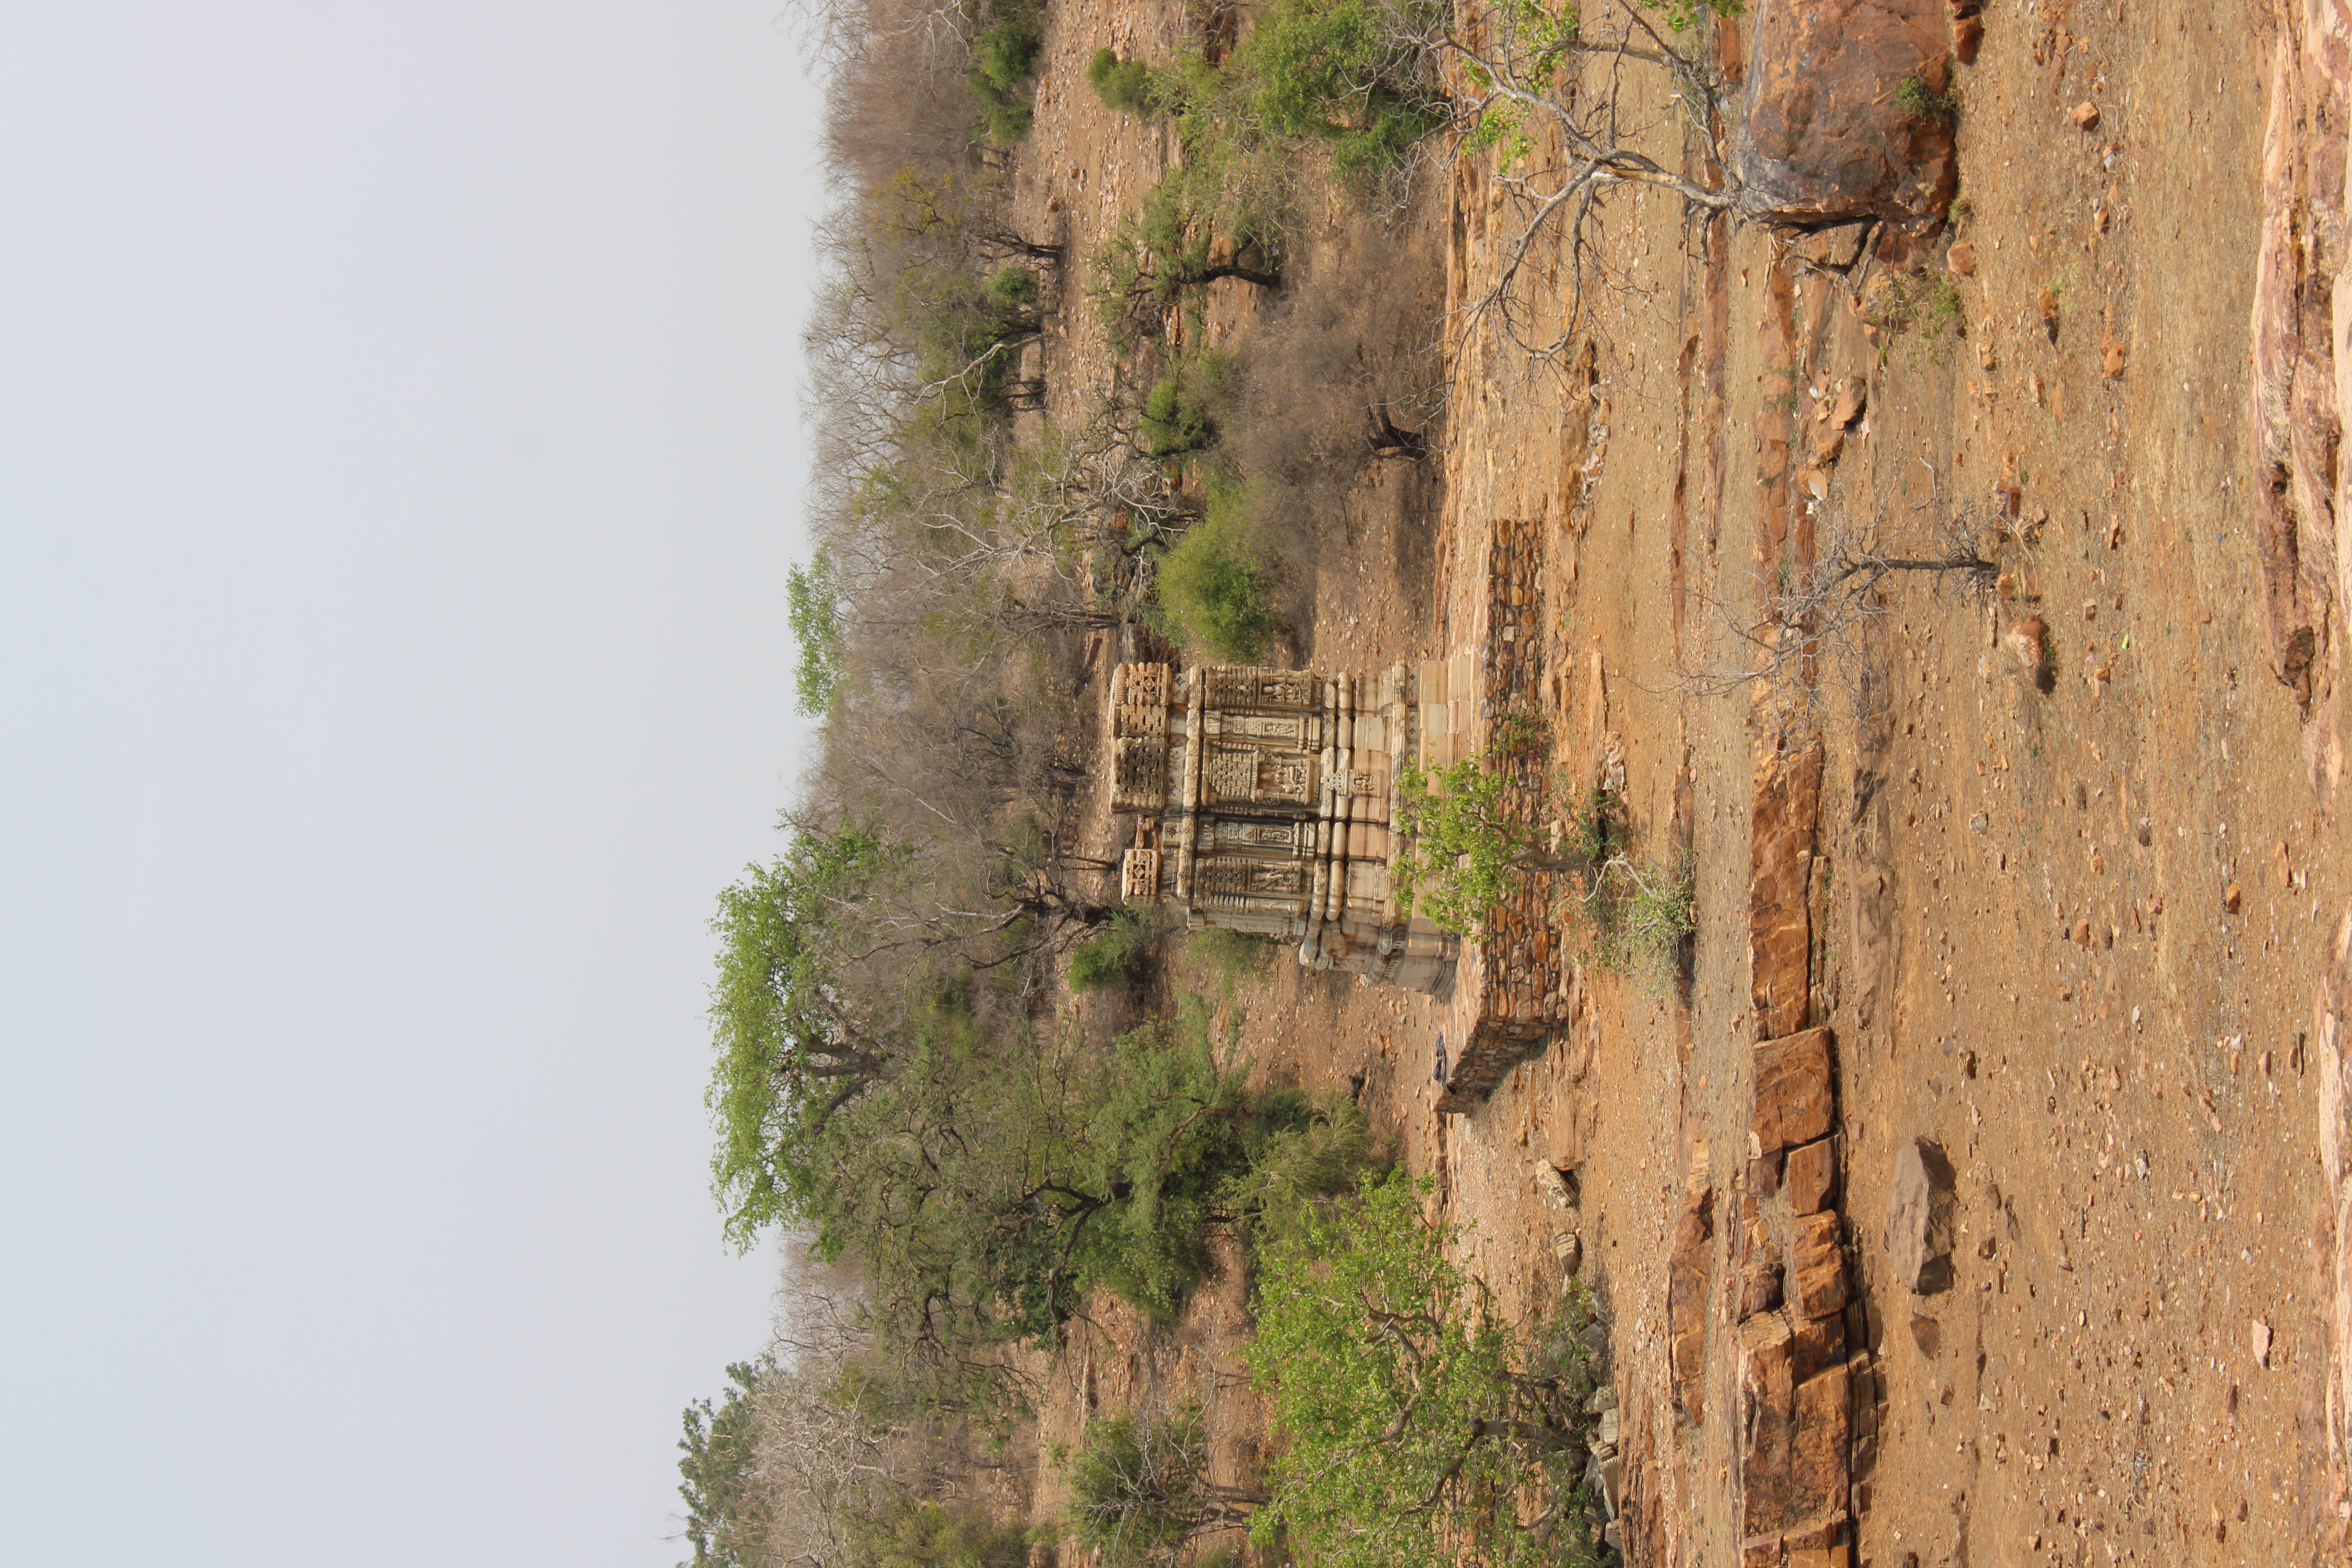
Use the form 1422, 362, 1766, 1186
969, 12, 1045, 144
1229, 0, 1446, 181
1139, 348, 1229, 457
1154, 481, 1280, 661
1141, 378, 1212, 456
1068, 909, 1157, 991
1087, 48, 1160, 114
982, 264, 1040, 314
973, 18, 1044, 94
1580, 845, 1697, 996
1895, 73, 1958, 126
1185, 926, 1270, 991
846, 1495, 1029, 1568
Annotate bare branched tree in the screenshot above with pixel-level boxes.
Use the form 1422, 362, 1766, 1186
1676, 464, 1999, 712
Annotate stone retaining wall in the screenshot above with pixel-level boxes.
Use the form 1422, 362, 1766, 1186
1728, 741, 1874, 1568
1435, 517, 1573, 1113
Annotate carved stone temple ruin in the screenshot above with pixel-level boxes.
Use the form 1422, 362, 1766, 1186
1107, 658, 1461, 992
1103, 517, 1571, 1112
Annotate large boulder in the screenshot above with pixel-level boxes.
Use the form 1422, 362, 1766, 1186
1884, 1137, 1958, 1293
1735, 0, 1958, 225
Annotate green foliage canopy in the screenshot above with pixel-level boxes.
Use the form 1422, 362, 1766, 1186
677, 1361, 768, 1568
1154, 481, 1280, 661
706, 817, 912, 1250
1244, 1172, 1593, 1568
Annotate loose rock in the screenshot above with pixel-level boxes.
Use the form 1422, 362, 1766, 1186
1886, 1137, 1958, 1293
1734, 0, 1958, 222
2003, 615, 2053, 691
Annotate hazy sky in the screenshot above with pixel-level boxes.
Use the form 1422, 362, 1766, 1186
0, 4, 825, 1563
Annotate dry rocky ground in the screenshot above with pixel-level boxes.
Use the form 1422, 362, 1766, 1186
1009, 0, 2344, 1563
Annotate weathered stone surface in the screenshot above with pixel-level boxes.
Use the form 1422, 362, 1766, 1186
2249, 6, 2352, 803
1790, 1210, 1849, 1320
1886, 1137, 1958, 1293
1733, 0, 1958, 224
1666, 1189, 1716, 1426
1791, 1363, 1853, 1520
1738, 1310, 1797, 1533
1742, 1534, 1786, 1567
1753, 1027, 1837, 1154
2316, 904, 2352, 1474
1784, 1512, 1849, 1551
1785, 1136, 1838, 1216
1791, 1309, 1847, 1383
1742, 1257, 1787, 1319
1749, 745, 1824, 1039
2003, 615, 2053, 691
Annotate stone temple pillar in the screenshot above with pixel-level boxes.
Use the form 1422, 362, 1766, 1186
1109, 659, 1458, 993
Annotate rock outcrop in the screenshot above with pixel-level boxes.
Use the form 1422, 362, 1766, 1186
1734, 0, 1958, 225
1667, 1188, 1717, 1426
2249, 0, 2352, 805
2314, 906, 2352, 1508
1750, 744, 1824, 1040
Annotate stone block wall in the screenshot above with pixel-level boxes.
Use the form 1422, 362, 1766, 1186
1729, 741, 1873, 1568
1436, 517, 1571, 1113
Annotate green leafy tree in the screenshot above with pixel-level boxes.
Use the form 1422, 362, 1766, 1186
677, 1361, 768, 1568
1388, 750, 1565, 935
788, 553, 849, 718
707, 817, 913, 1250
1091, 179, 1282, 343
1243, 1172, 1600, 1568
796, 998, 1311, 1382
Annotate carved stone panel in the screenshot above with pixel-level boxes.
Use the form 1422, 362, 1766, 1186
1112, 663, 1172, 732
1204, 819, 1306, 853
1206, 668, 1318, 712
1122, 848, 1160, 901
1112, 736, 1170, 814
1205, 746, 1316, 809
1199, 858, 1307, 897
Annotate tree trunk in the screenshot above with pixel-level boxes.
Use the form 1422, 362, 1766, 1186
1198, 261, 1283, 289
1367, 402, 1427, 458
